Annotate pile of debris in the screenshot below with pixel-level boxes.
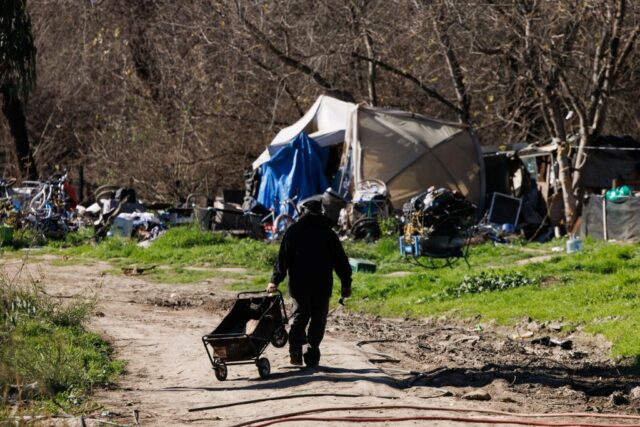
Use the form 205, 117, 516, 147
0, 172, 81, 243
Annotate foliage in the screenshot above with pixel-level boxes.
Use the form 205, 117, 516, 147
444, 271, 539, 298
378, 217, 400, 237
0, 273, 123, 413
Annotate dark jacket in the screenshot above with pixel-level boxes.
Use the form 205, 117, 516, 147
270, 213, 352, 299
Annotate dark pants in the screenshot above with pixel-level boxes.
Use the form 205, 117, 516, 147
289, 295, 330, 355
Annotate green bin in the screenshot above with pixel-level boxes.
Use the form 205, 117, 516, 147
0, 225, 13, 246
349, 258, 377, 273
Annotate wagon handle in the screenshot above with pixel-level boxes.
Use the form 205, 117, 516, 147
236, 289, 283, 298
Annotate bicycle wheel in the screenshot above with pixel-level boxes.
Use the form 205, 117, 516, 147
273, 214, 295, 239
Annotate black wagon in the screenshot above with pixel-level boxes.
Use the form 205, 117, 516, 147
202, 290, 288, 380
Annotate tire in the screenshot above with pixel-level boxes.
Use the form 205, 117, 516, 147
271, 327, 288, 348
257, 357, 270, 379
214, 362, 227, 381
350, 217, 381, 241
273, 214, 295, 239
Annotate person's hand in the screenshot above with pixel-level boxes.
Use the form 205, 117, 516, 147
266, 282, 278, 293
341, 287, 351, 299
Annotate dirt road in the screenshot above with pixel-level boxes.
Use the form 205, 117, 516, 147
5, 255, 640, 426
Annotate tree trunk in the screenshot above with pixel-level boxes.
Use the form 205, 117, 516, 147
1, 85, 37, 180
363, 31, 378, 106
556, 142, 578, 231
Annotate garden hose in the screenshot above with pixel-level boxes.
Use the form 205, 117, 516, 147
229, 404, 640, 427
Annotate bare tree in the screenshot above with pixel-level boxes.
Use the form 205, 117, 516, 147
0, 0, 37, 179
464, 0, 639, 229
9, 0, 639, 214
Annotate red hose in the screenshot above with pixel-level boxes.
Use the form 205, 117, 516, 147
231, 405, 640, 427
251, 415, 640, 427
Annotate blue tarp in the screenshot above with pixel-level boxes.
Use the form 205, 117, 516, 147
257, 132, 329, 217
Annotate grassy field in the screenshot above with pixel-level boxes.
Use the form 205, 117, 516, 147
0, 273, 123, 418
6, 225, 640, 361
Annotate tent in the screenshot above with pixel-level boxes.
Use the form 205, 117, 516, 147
253, 95, 485, 209
346, 107, 485, 208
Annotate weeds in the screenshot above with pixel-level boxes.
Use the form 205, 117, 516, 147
444, 271, 539, 298
0, 270, 123, 415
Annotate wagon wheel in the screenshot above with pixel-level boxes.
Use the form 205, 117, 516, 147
214, 362, 228, 381
271, 326, 288, 348
257, 357, 270, 379
350, 217, 380, 241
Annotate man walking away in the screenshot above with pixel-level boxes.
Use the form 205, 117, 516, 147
266, 197, 352, 366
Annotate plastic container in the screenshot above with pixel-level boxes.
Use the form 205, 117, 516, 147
566, 235, 583, 254
111, 216, 134, 238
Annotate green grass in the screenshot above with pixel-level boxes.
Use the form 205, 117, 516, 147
41, 226, 640, 361
55, 226, 279, 272
348, 239, 640, 359
0, 275, 123, 417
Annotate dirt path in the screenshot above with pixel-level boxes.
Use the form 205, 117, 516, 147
4, 255, 640, 426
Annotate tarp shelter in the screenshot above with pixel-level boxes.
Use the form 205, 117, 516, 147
581, 195, 640, 242
253, 95, 485, 209
257, 132, 329, 216
252, 96, 356, 169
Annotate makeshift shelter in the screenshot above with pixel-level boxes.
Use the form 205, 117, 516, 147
252, 96, 356, 169
253, 95, 485, 210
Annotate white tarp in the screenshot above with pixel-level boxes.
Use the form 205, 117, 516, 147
252, 96, 356, 169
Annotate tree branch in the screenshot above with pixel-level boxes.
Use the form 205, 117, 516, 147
351, 52, 461, 117
237, 12, 356, 102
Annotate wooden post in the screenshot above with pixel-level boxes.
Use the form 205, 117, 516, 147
602, 196, 608, 241
78, 165, 84, 203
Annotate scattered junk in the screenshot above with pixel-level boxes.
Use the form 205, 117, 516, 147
201, 290, 289, 381
109, 212, 164, 241
0, 171, 81, 242
399, 187, 477, 267
342, 179, 392, 241
530, 336, 573, 350
482, 146, 549, 241
515, 134, 640, 241
121, 265, 157, 276
88, 186, 157, 242
486, 192, 523, 229
565, 234, 583, 254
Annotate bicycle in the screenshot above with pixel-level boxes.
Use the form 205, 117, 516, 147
22, 172, 77, 240
0, 177, 18, 227
261, 196, 298, 241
